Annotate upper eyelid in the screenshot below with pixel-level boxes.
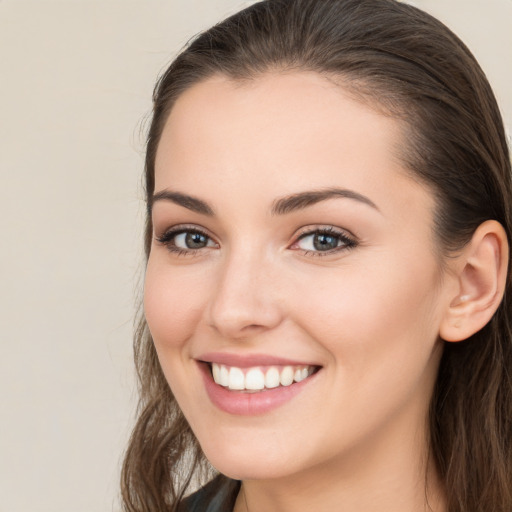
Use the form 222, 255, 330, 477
155, 224, 215, 239
293, 225, 357, 241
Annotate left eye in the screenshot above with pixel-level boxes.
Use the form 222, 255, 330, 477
174, 231, 214, 249
294, 230, 355, 253
156, 228, 218, 253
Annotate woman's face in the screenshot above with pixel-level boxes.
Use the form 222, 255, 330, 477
145, 72, 452, 482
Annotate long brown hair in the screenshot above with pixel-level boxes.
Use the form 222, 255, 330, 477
121, 1, 512, 510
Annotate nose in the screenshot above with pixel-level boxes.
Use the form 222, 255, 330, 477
206, 247, 284, 339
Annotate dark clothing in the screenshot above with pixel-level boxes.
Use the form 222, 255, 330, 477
178, 476, 240, 512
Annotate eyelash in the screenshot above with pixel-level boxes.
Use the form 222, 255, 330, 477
156, 226, 217, 257
155, 225, 358, 257
292, 226, 357, 256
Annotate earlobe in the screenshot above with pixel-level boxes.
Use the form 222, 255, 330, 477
440, 220, 509, 343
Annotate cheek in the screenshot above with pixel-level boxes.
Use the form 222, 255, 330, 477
143, 256, 208, 351
286, 256, 443, 448
290, 250, 442, 366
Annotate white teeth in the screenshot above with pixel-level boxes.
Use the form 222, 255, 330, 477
294, 368, 304, 382
245, 368, 265, 390
265, 367, 280, 389
219, 365, 229, 387
212, 363, 220, 383
228, 367, 245, 390
280, 366, 294, 386
210, 362, 316, 391
294, 367, 311, 382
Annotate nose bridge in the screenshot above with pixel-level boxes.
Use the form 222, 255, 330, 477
207, 241, 282, 337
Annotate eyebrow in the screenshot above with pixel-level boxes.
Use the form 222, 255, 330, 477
150, 187, 378, 216
271, 188, 379, 215
150, 190, 214, 216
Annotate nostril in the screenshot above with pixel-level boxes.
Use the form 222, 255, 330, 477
242, 324, 267, 332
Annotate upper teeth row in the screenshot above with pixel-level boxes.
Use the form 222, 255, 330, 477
211, 363, 314, 391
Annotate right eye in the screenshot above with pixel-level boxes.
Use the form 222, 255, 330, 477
156, 227, 218, 254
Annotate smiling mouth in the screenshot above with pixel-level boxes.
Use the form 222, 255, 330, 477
207, 363, 319, 393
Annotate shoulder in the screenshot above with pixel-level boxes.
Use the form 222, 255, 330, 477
178, 475, 240, 512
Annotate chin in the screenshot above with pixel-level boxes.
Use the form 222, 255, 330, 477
209, 457, 291, 481
198, 434, 304, 481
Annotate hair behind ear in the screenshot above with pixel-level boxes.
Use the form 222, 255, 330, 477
431, 219, 512, 511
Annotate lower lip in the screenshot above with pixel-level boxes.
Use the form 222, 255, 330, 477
199, 363, 319, 416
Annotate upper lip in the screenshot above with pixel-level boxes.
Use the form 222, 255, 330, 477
197, 352, 320, 368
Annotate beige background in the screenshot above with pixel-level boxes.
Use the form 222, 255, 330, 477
1, 1, 510, 511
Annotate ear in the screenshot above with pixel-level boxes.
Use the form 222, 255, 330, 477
440, 220, 509, 342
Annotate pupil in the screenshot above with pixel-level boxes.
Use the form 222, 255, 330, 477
185, 232, 207, 248
313, 233, 338, 251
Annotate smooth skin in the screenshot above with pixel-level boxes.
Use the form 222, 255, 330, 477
144, 72, 507, 512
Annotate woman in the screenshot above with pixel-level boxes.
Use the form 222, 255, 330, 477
121, 1, 512, 511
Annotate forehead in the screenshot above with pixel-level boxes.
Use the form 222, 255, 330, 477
154, 71, 434, 224
157, 73, 398, 173
159, 71, 399, 148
